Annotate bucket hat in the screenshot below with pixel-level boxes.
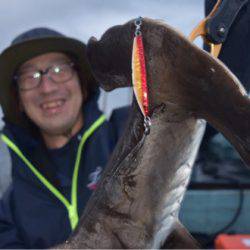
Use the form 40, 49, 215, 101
0, 27, 97, 127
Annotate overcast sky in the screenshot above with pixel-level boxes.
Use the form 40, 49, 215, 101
0, 0, 204, 125
0, 0, 204, 51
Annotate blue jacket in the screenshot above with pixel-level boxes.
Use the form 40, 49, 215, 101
0, 90, 129, 249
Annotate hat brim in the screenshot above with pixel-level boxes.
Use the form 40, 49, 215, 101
0, 36, 97, 126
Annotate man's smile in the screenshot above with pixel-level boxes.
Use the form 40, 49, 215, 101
40, 98, 67, 115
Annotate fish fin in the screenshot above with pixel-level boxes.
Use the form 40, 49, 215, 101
160, 220, 201, 249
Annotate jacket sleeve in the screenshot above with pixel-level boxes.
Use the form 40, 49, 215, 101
0, 186, 27, 249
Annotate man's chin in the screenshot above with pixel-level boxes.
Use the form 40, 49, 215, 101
34, 112, 83, 143
41, 125, 74, 137
39, 117, 83, 138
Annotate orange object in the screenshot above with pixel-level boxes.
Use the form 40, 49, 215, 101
215, 234, 250, 249
189, 0, 222, 58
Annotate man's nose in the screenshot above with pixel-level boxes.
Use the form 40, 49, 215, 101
39, 74, 59, 93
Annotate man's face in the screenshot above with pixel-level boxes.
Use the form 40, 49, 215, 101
17, 52, 84, 137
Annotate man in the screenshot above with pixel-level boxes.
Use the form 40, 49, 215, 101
0, 27, 126, 248
196, 0, 250, 183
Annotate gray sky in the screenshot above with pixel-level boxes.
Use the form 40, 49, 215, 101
0, 0, 204, 51
0, 0, 204, 124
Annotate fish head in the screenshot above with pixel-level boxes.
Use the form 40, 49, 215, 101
86, 17, 249, 114
87, 18, 244, 114
87, 17, 250, 167
86, 18, 198, 114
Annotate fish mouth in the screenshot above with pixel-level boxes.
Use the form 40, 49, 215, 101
87, 35, 131, 92
87, 37, 115, 91
86, 36, 100, 68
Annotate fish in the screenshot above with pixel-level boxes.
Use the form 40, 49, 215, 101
58, 17, 250, 249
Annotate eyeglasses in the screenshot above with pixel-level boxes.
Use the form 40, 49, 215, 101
15, 62, 75, 91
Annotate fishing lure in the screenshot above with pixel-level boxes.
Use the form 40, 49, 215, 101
132, 17, 150, 119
